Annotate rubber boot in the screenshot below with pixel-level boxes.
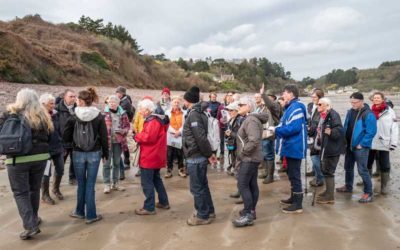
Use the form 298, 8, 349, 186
280, 192, 293, 205
52, 175, 64, 200
41, 179, 55, 205
263, 160, 275, 184
258, 161, 268, 179
282, 192, 303, 214
316, 177, 335, 204
373, 160, 381, 178
381, 172, 390, 195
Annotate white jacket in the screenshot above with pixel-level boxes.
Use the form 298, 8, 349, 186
371, 107, 398, 151
165, 108, 186, 149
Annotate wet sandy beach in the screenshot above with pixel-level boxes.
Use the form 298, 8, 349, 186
0, 82, 399, 250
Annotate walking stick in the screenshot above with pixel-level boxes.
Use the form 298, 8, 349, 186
304, 155, 308, 194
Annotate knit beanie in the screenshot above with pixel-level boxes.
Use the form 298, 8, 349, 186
184, 86, 200, 103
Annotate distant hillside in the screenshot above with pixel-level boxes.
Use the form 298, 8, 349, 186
306, 61, 400, 92
0, 15, 207, 90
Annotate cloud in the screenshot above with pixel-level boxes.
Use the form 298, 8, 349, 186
273, 40, 356, 56
312, 7, 363, 33
151, 23, 264, 59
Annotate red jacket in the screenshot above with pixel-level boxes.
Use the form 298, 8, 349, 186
134, 115, 168, 169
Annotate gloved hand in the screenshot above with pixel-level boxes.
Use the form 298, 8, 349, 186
390, 145, 396, 151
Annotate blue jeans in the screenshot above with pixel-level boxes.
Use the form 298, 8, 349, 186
344, 148, 373, 195
102, 143, 122, 184
187, 156, 215, 220
262, 139, 275, 161
73, 151, 101, 220
311, 155, 324, 182
140, 168, 169, 212
286, 157, 303, 193
237, 161, 259, 214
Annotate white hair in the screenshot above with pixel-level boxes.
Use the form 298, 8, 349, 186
107, 95, 120, 104
233, 93, 241, 101
319, 97, 332, 109
39, 93, 55, 105
138, 99, 156, 113
239, 97, 255, 113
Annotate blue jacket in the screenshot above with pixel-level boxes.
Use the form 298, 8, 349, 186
275, 98, 308, 159
344, 104, 377, 149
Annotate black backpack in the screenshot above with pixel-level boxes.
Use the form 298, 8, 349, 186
73, 118, 97, 152
0, 114, 32, 156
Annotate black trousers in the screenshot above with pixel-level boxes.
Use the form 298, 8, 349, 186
167, 146, 184, 170
368, 150, 390, 173
64, 148, 75, 180
7, 161, 46, 230
237, 161, 259, 214
321, 156, 340, 177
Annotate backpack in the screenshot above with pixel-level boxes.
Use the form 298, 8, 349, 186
73, 118, 97, 152
0, 114, 32, 156
205, 112, 220, 151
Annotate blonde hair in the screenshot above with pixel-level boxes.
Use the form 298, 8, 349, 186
7, 88, 53, 132
171, 95, 181, 102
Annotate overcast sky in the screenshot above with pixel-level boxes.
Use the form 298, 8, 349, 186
1, 0, 399, 80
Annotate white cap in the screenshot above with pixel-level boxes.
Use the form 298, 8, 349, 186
225, 101, 240, 111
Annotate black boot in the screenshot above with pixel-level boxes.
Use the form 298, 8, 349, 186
316, 177, 335, 204
381, 172, 390, 195
258, 161, 267, 179
52, 175, 64, 200
280, 192, 293, 205
263, 160, 275, 184
282, 192, 303, 214
41, 179, 55, 205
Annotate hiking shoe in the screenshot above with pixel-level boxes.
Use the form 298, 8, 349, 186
135, 169, 141, 177
229, 191, 240, 199
41, 194, 55, 205
19, 227, 41, 240
358, 193, 373, 203
165, 170, 173, 178
37, 217, 42, 226
187, 214, 211, 226
309, 179, 324, 187
232, 214, 254, 227
135, 208, 156, 215
239, 210, 256, 220
156, 202, 170, 210
278, 168, 287, 173
68, 178, 77, 185
336, 185, 352, 193
209, 213, 216, 219
119, 176, 126, 181
69, 211, 85, 219
111, 184, 125, 191
235, 197, 244, 204
306, 171, 315, 177
104, 185, 111, 194
86, 215, 103, 225
356, 180, 364, 186
178, 169, 187, 178
372, 171, 380, 178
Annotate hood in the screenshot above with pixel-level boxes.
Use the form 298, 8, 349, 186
193, 101, 208, 113
104, 105, 125, 115
249, 113, 268, 124
75, 106, 100, 122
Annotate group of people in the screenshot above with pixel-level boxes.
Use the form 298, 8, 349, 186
0, 82, 397, 239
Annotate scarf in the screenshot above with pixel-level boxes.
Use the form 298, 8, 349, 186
371, 102, 387, 119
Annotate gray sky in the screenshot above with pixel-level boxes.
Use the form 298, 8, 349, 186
1, 0, 399, 80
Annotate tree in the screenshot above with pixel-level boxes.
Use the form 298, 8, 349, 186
192, 60, 210, 72
176, 58, 189, 71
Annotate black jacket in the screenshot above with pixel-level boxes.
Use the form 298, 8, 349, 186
0, 112, 50, 158
120, 95, 135, 122
182, 102, 213, 158
320, 109, 345, 158
62, 107, 109, 160
55, 101, 76, 148
307, 102, 321, 155
48, 110, 64, 156
225, 115, 245, 149
261, 94, 282, 125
